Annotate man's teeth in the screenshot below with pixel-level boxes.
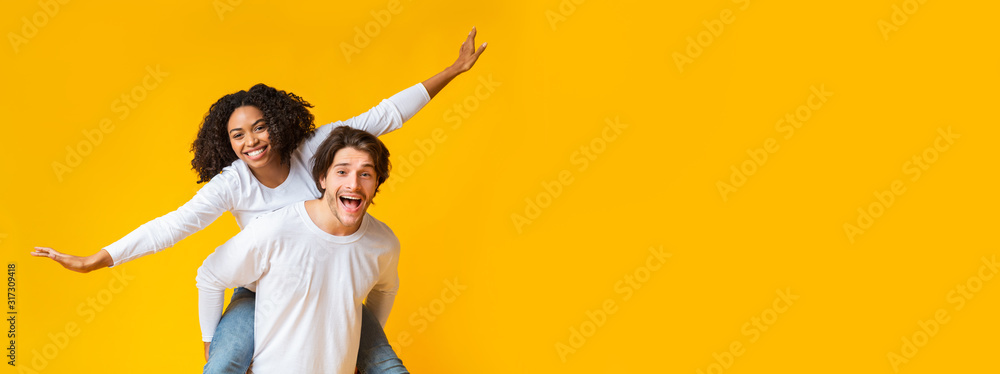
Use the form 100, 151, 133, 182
248, 148, 265, 157
342, 196, 361, 201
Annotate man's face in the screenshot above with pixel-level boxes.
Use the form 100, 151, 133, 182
319, 147, 379, 230
227, 105, 278, 170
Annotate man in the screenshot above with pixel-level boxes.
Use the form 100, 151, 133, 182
197, 125, 399, 373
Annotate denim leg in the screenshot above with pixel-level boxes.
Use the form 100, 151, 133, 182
204, 287, 255, 374
357, 304, 408, 374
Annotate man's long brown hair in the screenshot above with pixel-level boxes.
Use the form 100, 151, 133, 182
310, 126, 391, 197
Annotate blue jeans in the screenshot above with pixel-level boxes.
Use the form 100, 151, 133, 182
204, 287, 408, 374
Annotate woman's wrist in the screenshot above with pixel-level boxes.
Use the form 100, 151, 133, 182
444, 64, 464, 78
85, 250, 113, 272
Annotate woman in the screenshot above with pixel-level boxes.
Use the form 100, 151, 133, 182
32, 28, 487, 374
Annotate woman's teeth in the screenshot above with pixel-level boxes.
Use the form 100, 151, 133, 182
248, 147, 265, 157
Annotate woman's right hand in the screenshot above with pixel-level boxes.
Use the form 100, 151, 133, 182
30, 247, 112, 273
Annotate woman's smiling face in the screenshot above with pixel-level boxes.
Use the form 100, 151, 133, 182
228, 105, 277, 170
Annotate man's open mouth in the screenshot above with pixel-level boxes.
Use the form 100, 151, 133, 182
339, 195, 363, 211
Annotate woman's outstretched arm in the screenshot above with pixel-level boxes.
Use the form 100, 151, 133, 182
305, 27, 489, 155
32, 171, 237, 272
30, 247, 113, 273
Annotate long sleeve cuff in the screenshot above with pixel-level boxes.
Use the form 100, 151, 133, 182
103, 244, 125, 268
390, 83, 431, 122
198, 287, 226, 342
103, 236, 160, 268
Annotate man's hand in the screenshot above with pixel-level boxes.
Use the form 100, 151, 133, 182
450, 26, 488, 74
204, 342, 211, 361
30, 247, 112, 273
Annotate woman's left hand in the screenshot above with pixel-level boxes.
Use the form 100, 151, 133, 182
451, 26, 488, 73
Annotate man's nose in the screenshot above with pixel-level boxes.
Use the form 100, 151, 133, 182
344, 173, 361, 189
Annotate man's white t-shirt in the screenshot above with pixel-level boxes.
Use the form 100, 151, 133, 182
196, 202, 400, 374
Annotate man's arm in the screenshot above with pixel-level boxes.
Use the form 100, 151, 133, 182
195, 229, 266, 360
364, 252, 400, 327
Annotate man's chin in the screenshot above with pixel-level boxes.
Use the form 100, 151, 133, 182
337, 210, 365, 227
330, 196, 368, 228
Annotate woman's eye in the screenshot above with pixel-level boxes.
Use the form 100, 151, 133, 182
233, 134, 243, 139
255, 125, 266, 132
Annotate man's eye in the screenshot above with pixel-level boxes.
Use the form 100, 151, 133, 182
336, 170, 346, 175
361, 172, 371, 177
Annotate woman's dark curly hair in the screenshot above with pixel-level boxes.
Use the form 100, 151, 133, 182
191, 84, 316, 183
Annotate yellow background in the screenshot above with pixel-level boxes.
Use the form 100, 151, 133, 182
2, 0, 998, 373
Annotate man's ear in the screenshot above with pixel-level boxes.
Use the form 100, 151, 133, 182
319, 173, 327, 191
